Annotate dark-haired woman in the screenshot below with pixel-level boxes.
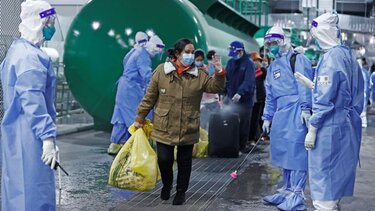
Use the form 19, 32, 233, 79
134, 39, 225, 205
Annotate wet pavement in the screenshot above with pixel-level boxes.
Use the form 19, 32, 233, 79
1, 114, 375, 210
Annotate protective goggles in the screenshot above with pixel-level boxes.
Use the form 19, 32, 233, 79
264, 33, 284, 48
156, 44, 165, 49
137, 39, 148, 45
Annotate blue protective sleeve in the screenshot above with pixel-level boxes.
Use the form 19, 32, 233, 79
309, 55, 340, 129
262, 66, 276, 121
15, 69, 56, 140
295, 54, 313, 111
137, 50, 152, 90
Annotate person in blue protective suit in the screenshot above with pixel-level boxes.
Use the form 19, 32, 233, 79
0, 1, 59, 210
360, 58, 370, 128
107, 31, 149, 154
301, 12, 364, 211
371, 68, 375, 105
108, 35, 165, 155
225, 41, 256, 154
261, 26, 314, 211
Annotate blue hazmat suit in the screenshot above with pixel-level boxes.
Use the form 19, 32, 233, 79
371, 72, 375, 102
262, 50, 313, 210
0, 38, 56, 211
309, 45, 364, 201
110, 47, 152, 144
361, 67, 370, 109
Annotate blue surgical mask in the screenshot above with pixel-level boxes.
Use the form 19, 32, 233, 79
269, 45, 280, 56
43, 25, 56, 41
233, 54, 241, 60
181, 53, 195, 66
195, 60, 204, 67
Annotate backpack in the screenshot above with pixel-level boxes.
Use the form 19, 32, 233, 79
290, 52, 298, 73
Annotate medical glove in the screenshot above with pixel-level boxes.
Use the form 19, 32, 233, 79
305, 125, 317, 150
41, 138, 57, 169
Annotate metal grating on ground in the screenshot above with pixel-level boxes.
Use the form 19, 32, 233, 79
112, 150, 263, 211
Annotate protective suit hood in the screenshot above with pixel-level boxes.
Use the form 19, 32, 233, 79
265, 26, 292, 57
19, 0, 53, 45
134, 31, 148, 48
145, 35, 165, 58
310, 12, 342, 51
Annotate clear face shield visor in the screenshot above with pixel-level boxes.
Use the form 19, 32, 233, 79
151, 43, 165, 60
39, 8, 64, 43
39, 8, 64, 62
307, 20, 323, 51
264, 33, 284, 48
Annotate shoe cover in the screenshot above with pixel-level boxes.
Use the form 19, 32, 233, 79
107, 143, 123, 155
263, 190, 290, 205
277, 190, 305, 211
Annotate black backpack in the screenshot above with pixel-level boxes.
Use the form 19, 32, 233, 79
290, 53, 298, 73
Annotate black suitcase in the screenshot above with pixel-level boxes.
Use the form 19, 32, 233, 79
208, 111, 240, 158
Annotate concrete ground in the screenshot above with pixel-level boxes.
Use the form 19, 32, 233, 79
1, 114, 375, 211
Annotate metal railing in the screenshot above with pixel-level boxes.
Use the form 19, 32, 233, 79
54, 62, 93, 125
222, 0, 269, 27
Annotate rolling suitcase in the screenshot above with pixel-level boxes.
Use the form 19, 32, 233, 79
208, 111, 240, 158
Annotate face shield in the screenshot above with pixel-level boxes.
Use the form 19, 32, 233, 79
39, 8, 64, 62
264, 34, 284, 48
264, 33, 285, 57
40, 8, 64, 43
146, 42, 165, 60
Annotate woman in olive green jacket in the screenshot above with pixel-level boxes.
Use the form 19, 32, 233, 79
134, 39, 225, 205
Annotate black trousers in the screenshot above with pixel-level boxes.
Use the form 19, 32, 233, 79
232, 104, 252, 150
156, 142, 194, 192
249, 102, 265, 141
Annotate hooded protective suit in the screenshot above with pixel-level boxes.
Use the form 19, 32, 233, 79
262, 26, 314, 211
308, 12, 364, 210
109, 35, 165, 149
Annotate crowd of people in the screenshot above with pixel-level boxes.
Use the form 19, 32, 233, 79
0, 0, 371, 210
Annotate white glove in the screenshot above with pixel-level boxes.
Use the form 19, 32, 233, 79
305, 125, 317, 150
41, 138, 57, 169
262, 120, 271, 134
301, 110, 311, 127
232, 93, 241, 102
294, 72, 314, 89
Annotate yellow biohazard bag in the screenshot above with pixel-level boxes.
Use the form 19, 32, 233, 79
192, 128, 209, 158
108, 121, 158, 191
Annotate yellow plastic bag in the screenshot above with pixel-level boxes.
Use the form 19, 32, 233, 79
192, 128, 209, 158
108, 121, 158, 191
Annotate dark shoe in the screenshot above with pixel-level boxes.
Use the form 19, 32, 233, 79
160, 186, 171, 200
172, 192, 186, 205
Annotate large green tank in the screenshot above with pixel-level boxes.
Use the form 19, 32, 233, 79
64, 0, 259, 130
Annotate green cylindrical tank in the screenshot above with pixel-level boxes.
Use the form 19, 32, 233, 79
64, 0, 259, 130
